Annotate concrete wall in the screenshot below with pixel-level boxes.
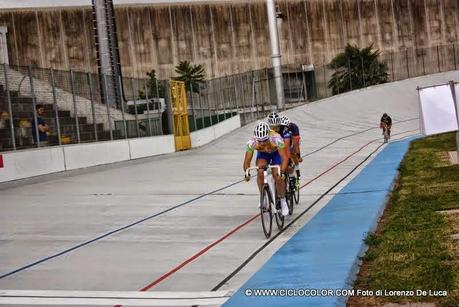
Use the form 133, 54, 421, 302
0, 115, 238, 183
0, 0, 458, 79
190, 114, 240, 147
0, 135, 174, 182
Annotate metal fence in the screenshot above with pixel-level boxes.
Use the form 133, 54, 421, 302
312, 43, 459, 98
0, 43, 458, 153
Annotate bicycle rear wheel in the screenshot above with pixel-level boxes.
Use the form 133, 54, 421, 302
383, 129, 389, 143
260, 186, 273, 238
287, 177, 294, 215
293, 175, 300, 204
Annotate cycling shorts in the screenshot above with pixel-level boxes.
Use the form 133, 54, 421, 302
256, 151, 282, 166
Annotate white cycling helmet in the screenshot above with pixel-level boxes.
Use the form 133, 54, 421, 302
254, 122, 270, 141
266, 112, 280, 127
280, 115, 290, 126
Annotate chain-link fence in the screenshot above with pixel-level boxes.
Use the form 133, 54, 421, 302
312, 43, 459, 98
0, 43, 458, 152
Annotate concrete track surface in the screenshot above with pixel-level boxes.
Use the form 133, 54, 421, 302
0, 71, 458, 306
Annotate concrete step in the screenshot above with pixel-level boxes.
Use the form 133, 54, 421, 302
42, 110, 71, 118
58, 123, 104, 133
0, 128, 12, 138
0, 95, 34, 105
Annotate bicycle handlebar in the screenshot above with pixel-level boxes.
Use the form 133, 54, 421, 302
245, 165, 281, 177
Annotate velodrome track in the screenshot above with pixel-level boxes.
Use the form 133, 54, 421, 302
0, 71, 458, 306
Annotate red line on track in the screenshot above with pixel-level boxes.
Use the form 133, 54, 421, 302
140, 213, 259, 292
299, 139, 374, 189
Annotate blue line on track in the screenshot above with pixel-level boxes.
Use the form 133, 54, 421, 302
0, 180, 242, 280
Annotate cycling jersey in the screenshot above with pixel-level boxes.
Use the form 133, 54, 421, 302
381, 115, 392, 126
279, 125, 292, 140
246, 130, 285, 154
288, 123, 300, 137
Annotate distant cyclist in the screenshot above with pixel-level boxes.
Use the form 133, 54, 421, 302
279, 115, 302, 179
380, 113, 392, 143
243, 121, 290, 216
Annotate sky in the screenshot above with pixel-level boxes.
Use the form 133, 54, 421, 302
0, 0, 229, 9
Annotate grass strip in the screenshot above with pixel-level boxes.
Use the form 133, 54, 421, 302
350, 132, 459, 306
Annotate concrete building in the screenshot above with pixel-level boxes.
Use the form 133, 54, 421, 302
0, 0, 458, 79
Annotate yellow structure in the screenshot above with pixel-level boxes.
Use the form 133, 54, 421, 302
169, 81, 191, 151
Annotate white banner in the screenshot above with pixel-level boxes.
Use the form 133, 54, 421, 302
419, 84, 459, 136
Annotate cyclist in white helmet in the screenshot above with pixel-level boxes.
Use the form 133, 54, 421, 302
266, 111, 281, 133
243, 121, 289, 216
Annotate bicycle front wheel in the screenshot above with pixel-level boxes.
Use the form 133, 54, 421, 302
260, 186, 273, 239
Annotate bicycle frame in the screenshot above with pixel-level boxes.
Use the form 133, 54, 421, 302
246, 165, 281, 213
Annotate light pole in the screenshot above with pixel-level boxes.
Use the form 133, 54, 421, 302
92, 0, 122, 108
266, 0, 285, 110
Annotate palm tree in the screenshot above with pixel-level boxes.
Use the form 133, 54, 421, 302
139, 69, 165, 99
174, 61, 206, 93
328, 44, 388, 95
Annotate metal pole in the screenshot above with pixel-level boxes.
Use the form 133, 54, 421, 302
422, 49, 426, 75
225, 76, 231, 119
117, 75, 128, 138
390, 51, 394, 81
437, 45, 441, 72
130, 78, 140, 137
207, 81, 213, 126
405, 49, 410, 78
361, 55, 366, 87
347, 56, 352, 91
87, 73, 98, 141
286, 69, 291, 103
50, 68, 62, 146
449, 81, 459, 162
301, 70, 307, 101
251, 72, 256, 121
28, 66, 40, 147
233, 74, 240, 113
3, 64, 16, 150
267, 0, 284, 110
165, 81, 174, 135
102, 74, 114, 140
155, 79, 163, 134
70, 70, 81, 143
197, 83, 204, 128
322, 56, 326, 98
215, 79, 221, 123
221, 78, 228, 120
295, 69, 301, 103
453, 44, 457, 70
189, 83, 198, 130
143, 79, 152, 136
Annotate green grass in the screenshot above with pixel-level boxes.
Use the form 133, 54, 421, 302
354, 132, 459, 305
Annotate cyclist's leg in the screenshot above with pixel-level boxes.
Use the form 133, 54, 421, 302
256, 154, 269, 209
271, 152, 285, 198
271, 151, 289, 215
294, 153, 301, 178
256, 153, 268, 193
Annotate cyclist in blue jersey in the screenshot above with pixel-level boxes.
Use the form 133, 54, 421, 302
243, 121, 290, 216
279, 115, 302, 179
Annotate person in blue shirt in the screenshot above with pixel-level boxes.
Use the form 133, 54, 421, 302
31, 104, 50, 146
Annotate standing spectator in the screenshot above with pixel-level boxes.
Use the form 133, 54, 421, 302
31, 104, 49, 146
